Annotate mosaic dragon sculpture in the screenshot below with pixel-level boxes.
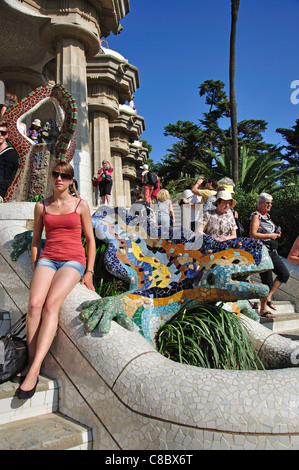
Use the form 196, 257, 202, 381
2, 83, 77, 201
79, 206, 273, 346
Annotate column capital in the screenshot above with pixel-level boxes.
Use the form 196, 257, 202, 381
40, 21, 100, 58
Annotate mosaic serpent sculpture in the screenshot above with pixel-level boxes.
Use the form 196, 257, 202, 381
1, 84, 77, 201
79, 206, 273, 346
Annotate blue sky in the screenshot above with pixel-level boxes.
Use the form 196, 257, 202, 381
107, 0, 299, 164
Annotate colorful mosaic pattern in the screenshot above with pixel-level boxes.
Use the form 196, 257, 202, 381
79, 207, 273, 346
1, 84, 77, 202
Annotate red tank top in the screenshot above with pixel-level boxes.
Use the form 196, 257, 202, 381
39, 198, 86, 267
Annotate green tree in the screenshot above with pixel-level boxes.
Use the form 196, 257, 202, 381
276, 119, 299, 168
157, 142, 210, 193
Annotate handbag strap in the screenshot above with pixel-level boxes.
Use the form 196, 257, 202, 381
0, 313, 26, 340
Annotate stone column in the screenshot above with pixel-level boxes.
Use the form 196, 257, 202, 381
92, 111, 112, 175
55, 38, 92, 203
111, 151, 125, 206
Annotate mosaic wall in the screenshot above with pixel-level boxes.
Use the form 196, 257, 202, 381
80, 206, 273, 346
1, 84, 77, 202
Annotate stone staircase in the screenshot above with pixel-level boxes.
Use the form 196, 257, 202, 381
0, 375, 92, 450
253, 299, 299, 341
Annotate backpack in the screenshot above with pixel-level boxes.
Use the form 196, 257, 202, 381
146, 171, 158, 189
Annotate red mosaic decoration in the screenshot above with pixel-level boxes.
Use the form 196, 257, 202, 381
1, 84, 77, 202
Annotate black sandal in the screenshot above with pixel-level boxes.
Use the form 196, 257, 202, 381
267, 301, 277, 310
260, 311, 276, 318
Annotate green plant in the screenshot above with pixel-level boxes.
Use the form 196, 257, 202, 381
156, 303, 264, 370
28, 194, 43, 202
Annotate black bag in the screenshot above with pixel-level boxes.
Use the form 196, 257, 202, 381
235, 218, 245, 237
0, 313, 28, 384
147, 171, 158, 189
103, 172, 112, 183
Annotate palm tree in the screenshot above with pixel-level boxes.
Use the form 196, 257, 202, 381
208, 146, 296, 194
229, 0, 240, 187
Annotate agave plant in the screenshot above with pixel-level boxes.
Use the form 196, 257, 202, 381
156, 303, 264, 370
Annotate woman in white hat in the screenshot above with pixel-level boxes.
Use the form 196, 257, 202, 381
27, 118, 41, 144
197, 190, 237, 241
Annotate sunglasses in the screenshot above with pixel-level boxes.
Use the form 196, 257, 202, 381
51, 171, 72, 181
0, 130, 8, 136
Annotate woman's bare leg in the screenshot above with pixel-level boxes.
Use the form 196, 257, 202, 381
20, 267, 81, 391
24, 266, 57, 374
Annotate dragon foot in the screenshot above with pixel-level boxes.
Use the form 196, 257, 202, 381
79, 296, 136, 336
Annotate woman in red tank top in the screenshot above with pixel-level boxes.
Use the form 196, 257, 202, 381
16, 161, 96, 399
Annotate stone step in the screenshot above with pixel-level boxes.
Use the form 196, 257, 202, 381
251, 300, 299, 334
0, 375, 58, 425
260, 312, 299, 334
250, 299, 296, 315
0, 375, 92, 450
0, 412, 92, 450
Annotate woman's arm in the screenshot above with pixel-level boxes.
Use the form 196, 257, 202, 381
169, 202, 175, 224
79, 200, 96, 290
249, 214, 280, 240
196, 222, 206, 236
218, 229, 236, 241
287, 236, 299, 265
31, 201, 44, 270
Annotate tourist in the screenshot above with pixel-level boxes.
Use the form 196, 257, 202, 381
27, 118, 41, 143
151, 171, 160, 203
0, 120, 19, 202
191, 177, 217, 204
92, 175, 99, 206
189, 182, 202, 232
155, 189, 175, 227
197, 190, 237, 241
97, 160, 113, 205
287, 236, 299, 265
202, 177, 235, 213
69, 177, 80, 198
202, 177, 244, 237
141, 164, 154, 203
249, 192, 289, 318
15, 161, 96, 399
129, 191, 156, 222
0, 92, 17, 118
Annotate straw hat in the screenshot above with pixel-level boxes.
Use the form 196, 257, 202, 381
212, 190, 237, 208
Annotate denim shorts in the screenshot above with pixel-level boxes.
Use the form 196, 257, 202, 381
36, 258, 85, 277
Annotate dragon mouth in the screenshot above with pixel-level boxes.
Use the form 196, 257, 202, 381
230, 269, 269, 298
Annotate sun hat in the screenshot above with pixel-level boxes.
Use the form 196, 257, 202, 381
221, 184, 235, 193
181, 189, 193, 200
140, 164, 148, 170
212, 190, 237, 208
32, 119, 41, 127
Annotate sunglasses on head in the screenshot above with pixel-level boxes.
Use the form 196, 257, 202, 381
0, 130, 8, 136
51, 171, 72, 181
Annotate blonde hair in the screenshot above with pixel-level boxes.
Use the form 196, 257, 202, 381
157, 189, 170, 202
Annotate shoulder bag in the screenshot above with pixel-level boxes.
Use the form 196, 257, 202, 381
0, 312, 28, 384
